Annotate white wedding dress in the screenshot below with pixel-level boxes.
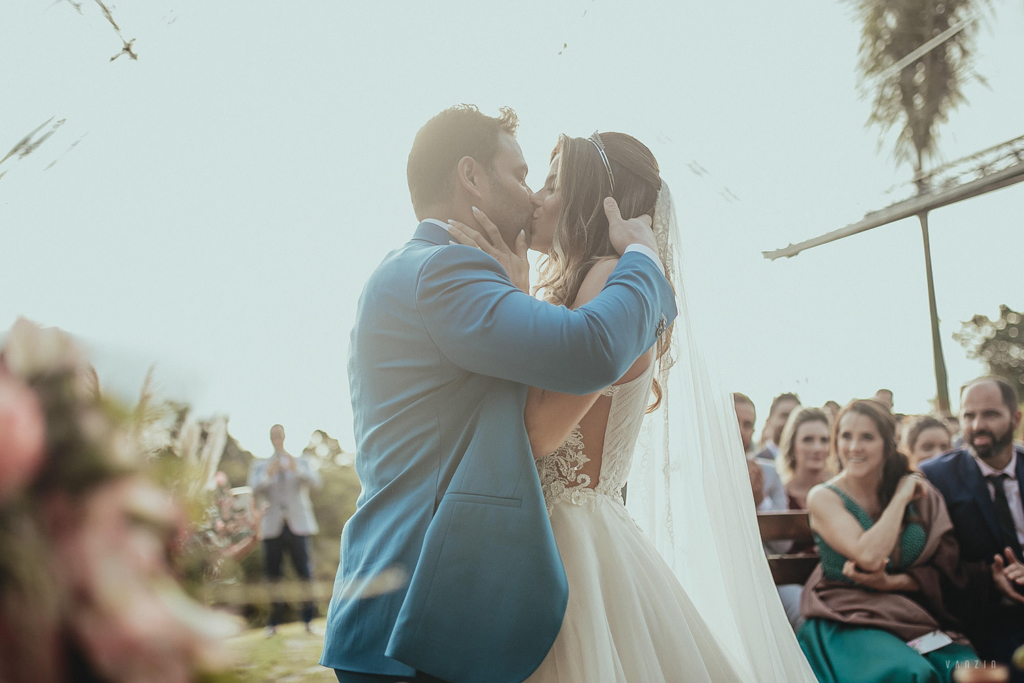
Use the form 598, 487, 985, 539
526, 362, 750, 683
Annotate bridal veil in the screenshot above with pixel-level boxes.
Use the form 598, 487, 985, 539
625, 183, 817, 682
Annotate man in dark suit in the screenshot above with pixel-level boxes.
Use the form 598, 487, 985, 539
921, 376, 1024, 679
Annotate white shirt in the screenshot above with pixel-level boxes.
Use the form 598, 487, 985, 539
423, 218, 666, 274
972, 450, 1024, 546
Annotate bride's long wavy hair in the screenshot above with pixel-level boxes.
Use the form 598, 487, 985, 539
535, 132, 674, 410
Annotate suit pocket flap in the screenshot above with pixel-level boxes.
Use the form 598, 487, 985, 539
444, 492, 522, 508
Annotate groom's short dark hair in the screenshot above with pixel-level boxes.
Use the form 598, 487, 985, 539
407, 104, 519, 218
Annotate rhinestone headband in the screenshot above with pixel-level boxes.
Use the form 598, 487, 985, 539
588, 131, 615, 193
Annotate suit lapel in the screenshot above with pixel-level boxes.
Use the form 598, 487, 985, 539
1016, 446, 1024, 492
960, 450, 1002, 542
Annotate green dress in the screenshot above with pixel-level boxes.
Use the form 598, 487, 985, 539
797, 484, 977, 683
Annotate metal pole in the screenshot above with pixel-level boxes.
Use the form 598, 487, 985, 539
875, 14, 975, 83
919, 211, 950, 414
762, 159, 1024, 261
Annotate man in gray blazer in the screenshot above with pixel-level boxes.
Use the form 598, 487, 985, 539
248, 423, 323, 634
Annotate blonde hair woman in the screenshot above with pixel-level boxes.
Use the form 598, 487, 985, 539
777, 406, 833, 511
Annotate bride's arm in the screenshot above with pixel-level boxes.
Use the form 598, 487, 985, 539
525, 258, 655, 458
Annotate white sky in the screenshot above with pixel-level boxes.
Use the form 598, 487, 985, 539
3, 1, 1022, 456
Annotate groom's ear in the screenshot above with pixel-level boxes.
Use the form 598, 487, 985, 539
455, 155, 487, 200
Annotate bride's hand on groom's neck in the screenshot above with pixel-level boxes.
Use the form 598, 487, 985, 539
445, 207, 530, 293
604, 197, 657, 256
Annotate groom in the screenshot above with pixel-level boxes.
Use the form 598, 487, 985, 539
321, 105, 677, 683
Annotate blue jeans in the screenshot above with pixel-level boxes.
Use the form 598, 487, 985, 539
263, 523, 314, 625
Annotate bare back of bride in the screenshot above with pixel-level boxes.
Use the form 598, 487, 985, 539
448, 131, 815, 683
523, 133, 747, 682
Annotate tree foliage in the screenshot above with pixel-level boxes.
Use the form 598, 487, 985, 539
954, 305, 1024, 399
845, 0, 989, 172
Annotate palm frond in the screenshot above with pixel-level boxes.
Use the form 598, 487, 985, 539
842, 0, 991, 172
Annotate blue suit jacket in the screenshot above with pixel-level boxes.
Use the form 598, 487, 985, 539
920, 446, 1024, 564
320, 222, 677, 682
920, 446, 1024, 656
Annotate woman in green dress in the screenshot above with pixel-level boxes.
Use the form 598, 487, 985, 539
799, 399, 979, 682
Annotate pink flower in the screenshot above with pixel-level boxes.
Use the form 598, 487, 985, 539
0, 370, 45, 501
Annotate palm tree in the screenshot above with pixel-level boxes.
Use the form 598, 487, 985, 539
845, 0, 989, 413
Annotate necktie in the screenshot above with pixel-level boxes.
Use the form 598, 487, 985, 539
986, 473, 1024, 560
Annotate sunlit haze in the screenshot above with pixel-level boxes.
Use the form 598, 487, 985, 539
3, 1, 1022, 456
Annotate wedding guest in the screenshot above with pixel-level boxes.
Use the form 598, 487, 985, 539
799, 400, 979, 682
734, 393, 785, 511
741, 397, 802, 634
893, 413, 907, 445
901, 416, 952, 468
777, 407, 833, 511
734, 392, 757, 457
755, 393, 801, 460
773, 407, 832, 632
823, 401, 841, 423
209, 472, 264, 572
248, 424, 323, 636
920, 377, 1024, 681
944, 414, 965, 450
873, 388, 894, 412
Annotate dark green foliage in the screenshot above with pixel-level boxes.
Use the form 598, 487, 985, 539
955, 305, 1024, 401
219, 436, 254, 488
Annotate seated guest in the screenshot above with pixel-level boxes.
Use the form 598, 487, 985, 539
920, 377, 1024, 681
873, 388, 894, 413
902, 416, 952, 468
800, 400, 979, 682
771, 406, 833, 633
734, 392, 758, 458
944, 414, 965, 450
755, 392, 801, 460
893, 413, 907, 444
774, 406, 832, 633
777, 407, 833, 511
734, 393, 786, 512
823, 400, 841, 423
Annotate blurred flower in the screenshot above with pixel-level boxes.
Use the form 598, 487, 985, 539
2, 317, 87, 381
0, 368, 45, 501
0, 318, 243, 683
46, 476, 242, 683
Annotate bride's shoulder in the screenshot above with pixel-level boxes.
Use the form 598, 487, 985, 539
571, 257, 620, 309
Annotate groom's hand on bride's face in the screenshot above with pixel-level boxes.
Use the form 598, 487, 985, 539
604, 197, 657, 256
446, 207, 530, 293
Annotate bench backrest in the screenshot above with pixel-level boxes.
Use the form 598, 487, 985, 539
757, 510, 818, 586
757, 510, 813, 543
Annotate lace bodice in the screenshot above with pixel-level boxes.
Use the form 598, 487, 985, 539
536, 364, 656, 513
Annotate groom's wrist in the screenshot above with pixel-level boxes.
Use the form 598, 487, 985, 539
623, 244, 665, 275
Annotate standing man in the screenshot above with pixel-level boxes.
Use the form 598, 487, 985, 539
920, 377, 1024, 681
249, 423, 323, 636
755, 393, 800, 461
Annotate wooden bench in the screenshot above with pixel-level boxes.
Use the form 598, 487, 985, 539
757, 510, 819, 585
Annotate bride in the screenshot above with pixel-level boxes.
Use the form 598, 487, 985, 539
447, 132, 817, 682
